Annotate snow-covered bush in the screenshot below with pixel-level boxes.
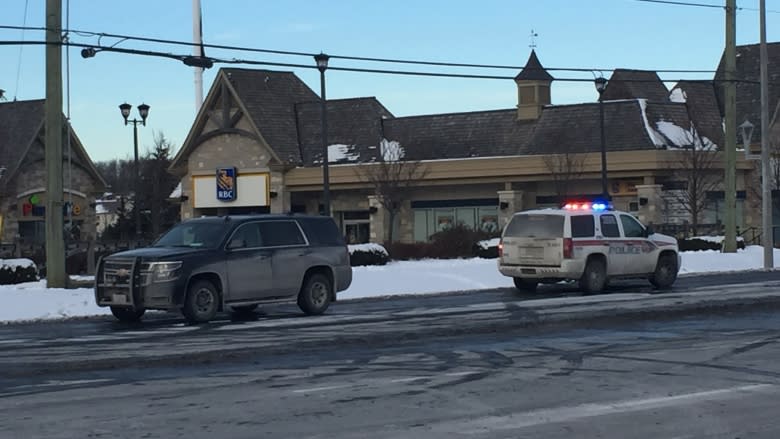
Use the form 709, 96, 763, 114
349, 243, 389, 266
0, 259, 39, 285
475, 237, 500, 259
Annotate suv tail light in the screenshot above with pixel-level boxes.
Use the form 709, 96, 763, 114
498, 239, 503, 258
563, 238, 573, 259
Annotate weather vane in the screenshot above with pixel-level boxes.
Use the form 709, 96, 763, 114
529, 29, 538, 49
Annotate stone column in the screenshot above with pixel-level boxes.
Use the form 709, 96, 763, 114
398, 200, 413, 243
497, 190, 524, 228
368, 195, 388, 243
635, 184, 664, 226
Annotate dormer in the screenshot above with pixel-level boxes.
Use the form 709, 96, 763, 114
514, 50, 553, 121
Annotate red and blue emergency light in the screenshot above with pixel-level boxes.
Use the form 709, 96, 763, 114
562, 200, 611, 212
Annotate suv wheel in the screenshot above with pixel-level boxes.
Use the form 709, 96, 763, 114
110, 306, 145, 323
298, 273, 332, 315
579, 257, 607, 294
182, 280, 220, 324
513, 277, 538, 293
650, 253, 678, 289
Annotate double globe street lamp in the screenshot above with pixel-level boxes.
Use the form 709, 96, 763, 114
119, 102, 150, 238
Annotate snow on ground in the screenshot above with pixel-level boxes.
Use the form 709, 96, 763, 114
2, 246, 780, 323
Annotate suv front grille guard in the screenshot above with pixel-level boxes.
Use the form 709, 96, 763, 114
95, 257, 143, 307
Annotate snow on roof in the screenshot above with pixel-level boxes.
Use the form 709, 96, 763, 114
669, 88, 687, 103
637, 98, 716, 150
169, 182, 182, 199
328, 144, 360, 163
656, 121, 716, 151
637, 99, 666, 147
380, 139, 405, 162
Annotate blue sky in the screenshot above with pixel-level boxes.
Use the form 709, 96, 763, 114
1, 0, 778, 162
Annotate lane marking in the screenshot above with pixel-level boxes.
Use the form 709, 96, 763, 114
448, 383, 775, 434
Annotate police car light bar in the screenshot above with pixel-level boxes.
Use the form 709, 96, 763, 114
562, 201, 611, 211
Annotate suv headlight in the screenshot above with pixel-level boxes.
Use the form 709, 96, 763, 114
145, 261, 183, 283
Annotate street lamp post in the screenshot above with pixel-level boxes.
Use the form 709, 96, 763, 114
119, 102, 150, 239
594, 77, 609, 199
314, 53, 331, 217
740, 118, 774, 269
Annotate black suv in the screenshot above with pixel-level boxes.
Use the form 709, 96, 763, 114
95, 215, 352, 323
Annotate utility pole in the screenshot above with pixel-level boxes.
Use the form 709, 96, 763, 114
723, 0, 738, 253
192, 0, 204, 112
760, 0, 774, 268
45, 0, 66, 287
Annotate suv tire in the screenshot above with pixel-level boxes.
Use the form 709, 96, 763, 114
513, 277, 538, 293
110, 306, 145, 323
298, 273, 332, 315
182, 280, 220, 324
650, 253, 678, 289
579, 257, 607, 294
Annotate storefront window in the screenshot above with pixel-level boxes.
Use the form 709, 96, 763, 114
342, 211, 370, 244
19, 221, 45, 244
413, 204, 499, 241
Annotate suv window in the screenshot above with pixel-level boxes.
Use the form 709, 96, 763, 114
570, 215, 595, 238
299, 217, 345, 246
620, 214, 645, 238
505, 214, 564, 238
257, 221, 306, 247
154, 221, 227, 248
228, 222, 263, 249
599, 214, 621, 238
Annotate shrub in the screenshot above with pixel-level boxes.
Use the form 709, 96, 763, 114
475, 237, 500, 259
678, 237, 745, 252
385, 225, 500, 260
348, 243, 389, 266
385, 242, 432, 260
0, 259, 39, 285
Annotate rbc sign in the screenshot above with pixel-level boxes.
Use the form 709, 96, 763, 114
216, 167, 237, 202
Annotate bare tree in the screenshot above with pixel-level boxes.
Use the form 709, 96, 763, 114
542, 151, 586, 204
663, 125, 720, 235
356, 139, 427, 243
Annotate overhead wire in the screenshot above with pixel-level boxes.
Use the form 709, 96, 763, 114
0, 24, 718, 74
13, 0, 29, 100
1, 39, 769, 85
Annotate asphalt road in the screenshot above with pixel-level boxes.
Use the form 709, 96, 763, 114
1, 271, 780, 438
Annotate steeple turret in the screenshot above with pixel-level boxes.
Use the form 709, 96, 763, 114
514, 50, 553, 120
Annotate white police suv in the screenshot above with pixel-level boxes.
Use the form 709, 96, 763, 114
498, 201, 680, 293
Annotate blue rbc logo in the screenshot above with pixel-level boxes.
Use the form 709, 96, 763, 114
216, 167, 237, 201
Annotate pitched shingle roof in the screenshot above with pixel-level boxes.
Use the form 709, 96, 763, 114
0, 99, 44, 189
671, 80, 724, 147
514, 50, 554, 81
0, 99, 106, 191
600, 69, 669, 103
524, 101, 659, 154
223, 68, 320, 164
382, 109, 536, 160
714, 42, 780, 143
522, 99, 708, 155
295, 97, 393, 165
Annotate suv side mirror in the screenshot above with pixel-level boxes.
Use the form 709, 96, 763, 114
228, 238, 246, 250
644, 226, 654, 237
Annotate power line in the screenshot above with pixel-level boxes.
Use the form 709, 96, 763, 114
634, 0, 723, 8
634, 0, 780, 13
0, 23, 718, 74
13, 0, 29, 100
4, 40, 769, 86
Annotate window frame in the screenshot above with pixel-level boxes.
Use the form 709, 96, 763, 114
599, 213, 621, 238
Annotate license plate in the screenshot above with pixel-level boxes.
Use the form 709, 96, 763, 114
112, 293, 128, 304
